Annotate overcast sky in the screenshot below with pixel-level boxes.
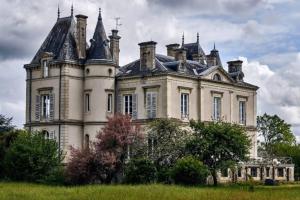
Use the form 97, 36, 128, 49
0, 0, 299, 141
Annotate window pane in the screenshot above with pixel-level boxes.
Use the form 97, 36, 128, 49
107, 94, 112, 112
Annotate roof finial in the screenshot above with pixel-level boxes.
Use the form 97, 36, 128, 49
71, 3, 74, 16
57, 4, 60, 20
213, 42, 216, 50
182, 32, 185, 47
98, 8, 102, 20
197, 32, 199, 44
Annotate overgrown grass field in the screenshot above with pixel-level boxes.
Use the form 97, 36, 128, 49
1, 182, 300, 200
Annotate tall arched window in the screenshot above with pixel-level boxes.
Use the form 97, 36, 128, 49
213, 73, 221, 81
85, 134, 90, 149
42, 130, 49, 139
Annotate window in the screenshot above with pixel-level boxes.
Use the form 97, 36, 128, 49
266, 167, 270, 177
42, 130, 50, 139
221, 168, 228, 177
43, 60, 49, 77
213, 97, 221, 120
107, 93, 113, 112
124, 94, 133, 116
213, 73, 221, 81
277, 168, 284, 177
146, 92, 157, 119
239, 101, 246, 125
238, 168, 242, 177
41, 94, 50, 119
85, 93, 90, 112
251, 167, 257, 177
181, 93, 189, 118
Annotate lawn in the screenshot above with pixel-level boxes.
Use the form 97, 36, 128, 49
1, 182, 300, 200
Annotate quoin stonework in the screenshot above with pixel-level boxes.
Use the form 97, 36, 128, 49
24, 8, 294, 182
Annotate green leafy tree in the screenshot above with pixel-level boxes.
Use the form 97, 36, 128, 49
0, 114, 15, 133
124, 158, 157, 184
0, 129, 24, 178
272, 143, 300, 180
186, 120, 251, 186
257, 113, 295, 155
0, 114, 19, 179
4, 132, 64, 183
147, 118, 187, 166
171, 156, 209, 185
147, 118, 188, 182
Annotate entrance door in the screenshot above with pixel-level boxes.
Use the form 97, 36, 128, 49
287, 168, 290, 181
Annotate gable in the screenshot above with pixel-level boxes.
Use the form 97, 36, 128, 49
200, 66, 234, 83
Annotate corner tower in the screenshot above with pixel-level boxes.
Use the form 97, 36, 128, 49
83, 8, 117, 142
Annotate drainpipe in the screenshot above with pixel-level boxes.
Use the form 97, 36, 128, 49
58, 64, 62, 154
28, 68, 32, 132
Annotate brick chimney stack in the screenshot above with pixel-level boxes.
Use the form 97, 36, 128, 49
75, 14, 88, 59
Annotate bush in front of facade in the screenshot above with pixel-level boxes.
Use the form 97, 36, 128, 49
124, 158, 157, 184
3, 132, 64, 183
171, 156, 209, 185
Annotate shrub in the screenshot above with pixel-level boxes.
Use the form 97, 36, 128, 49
3, 132, 64, 183
124, 158, 157, 184
65, 147, 113, 185
171, 156, 209, 185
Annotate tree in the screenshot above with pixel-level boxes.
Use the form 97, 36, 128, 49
65, 147, 113, 185
94, 114, 143, 183
0, 114, 15, 133
124, 158, 157, 184
257, 113, 295, 156
171, 156, 209, 185
3, 132, 64, 183
0, 129, 23, 178
272, 143, 300, 180
186, 120, 251, 186
147, 118, 187, 166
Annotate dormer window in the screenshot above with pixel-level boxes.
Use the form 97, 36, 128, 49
213, 73, 221, 81
42, 60, 49, 78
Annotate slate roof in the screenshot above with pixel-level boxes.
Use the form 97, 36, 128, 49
118, 54, 258, 89
118, 54, 209, 77
87, 11, 112, 60
183, 42, 206, 61
31, 16, 78, 64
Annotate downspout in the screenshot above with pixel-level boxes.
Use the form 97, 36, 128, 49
28, 68, 32, 132
58, 64, 62, 153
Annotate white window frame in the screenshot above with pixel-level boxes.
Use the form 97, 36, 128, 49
181, 93, 189, 118
239, 101, 246, 125
123, 94, 133, 116
85, 93, 91, 112
213, 96, 221, 120
107, 93, 113, 112
41, 94, 50, 119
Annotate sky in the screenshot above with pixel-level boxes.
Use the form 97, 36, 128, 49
0, 0, 299, 141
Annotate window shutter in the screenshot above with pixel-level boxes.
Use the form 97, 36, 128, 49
151, 92, 157, 118
49, 130, 55, 140
49, 93, 55, 120
132, 94, 138, 119
117, 94, 122, 114
146, 93, 152, 118
35, 95, 40, 121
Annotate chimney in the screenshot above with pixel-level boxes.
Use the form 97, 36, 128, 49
109, 29, 121, 66
175, 48, 187, 62
166, 43, 180, 57
227, 60, 244, 81
138, 41, 157, 70
75, 14, 88, 59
